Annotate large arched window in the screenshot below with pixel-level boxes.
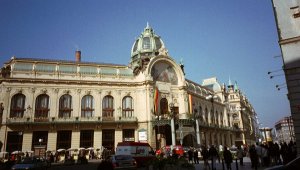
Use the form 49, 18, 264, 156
10, 93, 26, 118
81, 95, 94, 118
122, 96, 134, 118
59, 94, 72, 118
160, 98, 168, 115
102, 95, 114, 118
35, 94, 49, 119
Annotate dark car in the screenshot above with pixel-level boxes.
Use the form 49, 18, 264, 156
265, 156, 300, 170
106, 155, 137, 170
11, 156, 48, 170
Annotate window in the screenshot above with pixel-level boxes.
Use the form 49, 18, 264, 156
102, 95, 114, 118
59, 94, 72, 118
133, 39, 139, 52
155, 37, 162, 50
160, 98, 168, 115
205, 108, 208, 123
142, 37, 151, 49
122, 96, 134, 118
57, 131, 72, 149
10, 93, 26, 118
35, 94, 49, 118
123, 129, 135, 142
81, 95, 94, 118
80, 130, 94, 148
102, 129, 114, 150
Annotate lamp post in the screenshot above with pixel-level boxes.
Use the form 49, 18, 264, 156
169, 103, 176, 147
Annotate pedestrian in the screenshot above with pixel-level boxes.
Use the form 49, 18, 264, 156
201, 145, 210, 170
236, 145, 244, 166
208, 145, 219, 170
249, 144, 258, 170
193, 148, 199, 164
188, 147, 193, 163
223, 146, 233, 170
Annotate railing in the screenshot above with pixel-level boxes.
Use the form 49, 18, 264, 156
6, 116, 137, 124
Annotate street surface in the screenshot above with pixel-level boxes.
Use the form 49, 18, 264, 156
49, 157, 268, 170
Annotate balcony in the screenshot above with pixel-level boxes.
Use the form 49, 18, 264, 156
6, 115, 137, 125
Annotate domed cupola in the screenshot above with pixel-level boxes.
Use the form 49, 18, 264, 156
130, 23, 167, 75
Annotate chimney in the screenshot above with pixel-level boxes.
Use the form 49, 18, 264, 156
75, 50, 81, 62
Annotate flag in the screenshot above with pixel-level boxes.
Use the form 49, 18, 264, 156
153, 87, 159, 114
188, 94, 193, 114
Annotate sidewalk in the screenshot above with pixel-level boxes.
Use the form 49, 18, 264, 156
194, 157, 266, 170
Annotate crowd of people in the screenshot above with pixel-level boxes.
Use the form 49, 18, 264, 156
249, 141, 297, 170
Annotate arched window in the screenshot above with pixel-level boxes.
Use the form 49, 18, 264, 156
160, 98, 168, 115
122, 96, 133, 118
199, 106, 203, 121
35, 94, 49, 119
102, 95, 114, 118
220, 112, 223, 126
81, 95, 94, 118
210, 109, 214, 124
10, 93, 26, 118
59, 94, 72, 118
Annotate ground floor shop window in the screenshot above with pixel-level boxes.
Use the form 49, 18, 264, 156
57, 130, 72, 149
6, 131, 23, 153
80, 130, 94, 148
123, 129, 134, 141
102, 129, 115, 151
32, 131, 48, 149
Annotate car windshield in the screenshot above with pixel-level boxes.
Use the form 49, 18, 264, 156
115, 155, 132, 160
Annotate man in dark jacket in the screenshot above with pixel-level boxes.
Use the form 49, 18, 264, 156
223, 146, 233, 170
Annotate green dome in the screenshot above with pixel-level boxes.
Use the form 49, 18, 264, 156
130, 23, 165, 66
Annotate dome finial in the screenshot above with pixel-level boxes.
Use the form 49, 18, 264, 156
146, 22, 150, 28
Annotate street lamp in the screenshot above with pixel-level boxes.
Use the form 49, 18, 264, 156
169, 103, 176, 147
39, 138, 43, 146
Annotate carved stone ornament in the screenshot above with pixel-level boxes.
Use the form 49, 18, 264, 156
31, 87, 36, 93
86, 90, 91, 95
107, 91, 111, 95
63, 90, 70, 94
54, 88, 59, 93
41, 88, 47, 94
158, 46, 169, 56
77, 89, 81, 94
6, 87, 11, 93
17, 89, 23, 93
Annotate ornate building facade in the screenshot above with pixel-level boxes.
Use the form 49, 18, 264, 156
0, 25, 257, 153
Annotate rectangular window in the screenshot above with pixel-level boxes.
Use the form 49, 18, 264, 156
80, 130, 94, 148
123, 129, 135, 142
57, 131, 72, 149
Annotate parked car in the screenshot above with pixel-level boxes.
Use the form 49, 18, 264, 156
11, 156, 48, 170
156, 145, 184, 157
106, 155, 137, 170
265, 156, 300, 170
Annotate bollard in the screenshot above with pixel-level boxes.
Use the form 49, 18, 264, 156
235, 158, 239, 170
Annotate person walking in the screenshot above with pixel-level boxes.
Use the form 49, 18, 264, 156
193, 148, 199, 164
208, 145, 219, 170
236, 145, 244, 166
223, 146, 233, 170
188, 147, 193, 163
249, 144, 258, 170
201, 145, 210, 170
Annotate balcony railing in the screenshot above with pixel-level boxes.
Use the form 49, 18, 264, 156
6, 115, 137, 124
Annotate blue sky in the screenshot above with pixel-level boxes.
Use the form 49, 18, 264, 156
0, 0, 290, 128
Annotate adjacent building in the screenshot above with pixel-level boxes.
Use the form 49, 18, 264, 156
0, 24, 257, 154
272, 0, 300, 155
275, 116, 295, 143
